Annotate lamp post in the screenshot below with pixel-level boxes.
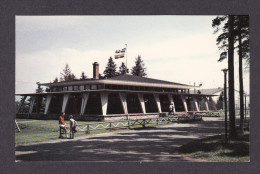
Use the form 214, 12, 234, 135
222, 68, 228, 144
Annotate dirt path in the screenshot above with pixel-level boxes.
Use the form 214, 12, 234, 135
15, 117, 226, 162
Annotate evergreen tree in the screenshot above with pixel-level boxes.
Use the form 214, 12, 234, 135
80, 71, 87, 80
103, 57, 118, 78
35, 82, 43, 93
60, 64, 76, 81
53, 77, 59, 83
118, 62, 129, 75
131, 55, 147, 77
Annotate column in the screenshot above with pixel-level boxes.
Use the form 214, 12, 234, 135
100, 92, 108, 116
62, 93, 70, 113
29, 96, 36, 114
137, 93, 146, 113
180, 95, 188, 112
16, 96, 27, 113
44, 94, 52, 114
168, 94, 176, 113
209, 96, 217, 111
204, 96, 209, 111
192, 96, 200, 112
119, 92, 128, 114
80, 93, 89, 115
154, 94, 162, 113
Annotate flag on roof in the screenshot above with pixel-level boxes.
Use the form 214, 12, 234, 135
115, 53, 125, 59
115, 47, 126, 59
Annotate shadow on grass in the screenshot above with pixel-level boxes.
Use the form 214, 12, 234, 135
177, 133, 249, 160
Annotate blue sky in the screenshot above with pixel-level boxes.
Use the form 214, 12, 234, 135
15, 15, 249, 97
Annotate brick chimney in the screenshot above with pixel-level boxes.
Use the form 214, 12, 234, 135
93, 62, 99, 79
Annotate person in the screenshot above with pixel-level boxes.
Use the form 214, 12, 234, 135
69, 115, 78, 133
59, 112, 69, 138
169, 104, 174, 115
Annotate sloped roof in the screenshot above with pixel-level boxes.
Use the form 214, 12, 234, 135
108, 74, 192, 86
190, 88, 223, 95
40, 74, 195, 89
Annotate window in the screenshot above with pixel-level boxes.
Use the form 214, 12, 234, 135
85, 85, 91, 90
79, 85, 84, 91
68, 86, 73, 91
63, 86, 68, 91
53, 87, 57, 92
74, 86, 79, 91
91, 85, 97, 90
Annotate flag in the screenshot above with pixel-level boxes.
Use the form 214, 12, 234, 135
114, 47, 126, 59
115, 53, 125, 59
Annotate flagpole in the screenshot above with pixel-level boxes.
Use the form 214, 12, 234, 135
125, 44, 127, 73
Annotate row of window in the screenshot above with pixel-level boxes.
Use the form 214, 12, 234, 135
50, 84, 189, 93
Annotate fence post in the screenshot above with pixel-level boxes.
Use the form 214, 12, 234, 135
109, 122, 112, 130
86, 124, 90, 134
143, 119, 145, 128
156, 118, 159, 126
128, 120, 130, 129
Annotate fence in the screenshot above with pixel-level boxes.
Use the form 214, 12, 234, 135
15, 115, 202, 145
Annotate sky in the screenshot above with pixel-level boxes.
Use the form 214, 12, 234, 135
15, 15, 250, 99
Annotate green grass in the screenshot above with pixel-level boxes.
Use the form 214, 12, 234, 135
176, 131, 250, 162
15, 119, 102, 145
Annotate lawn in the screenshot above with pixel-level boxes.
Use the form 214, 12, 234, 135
176, 131, 250, 162
15, 119, 103, 145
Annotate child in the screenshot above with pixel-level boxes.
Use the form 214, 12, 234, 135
69, 115, 78, 133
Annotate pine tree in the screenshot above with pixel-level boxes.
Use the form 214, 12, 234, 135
103, 57, 118, 78
53, 77, 59, 83
118, 62, 129, 75
60, 64, 76, 81
131, 55, 147, 77
80, 71, 87, 80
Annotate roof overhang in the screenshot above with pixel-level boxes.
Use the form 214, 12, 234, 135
40, 79, 195, 89
16, 89, 217, 97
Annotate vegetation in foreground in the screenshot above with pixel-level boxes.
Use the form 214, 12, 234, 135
176, 131, 249, 162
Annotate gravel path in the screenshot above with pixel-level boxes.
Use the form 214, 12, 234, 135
15, 117, 226, 162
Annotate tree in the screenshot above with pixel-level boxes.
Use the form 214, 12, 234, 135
212, 15, 237, 138
35, 82, 43, 93
103, 57, 118, 78
131, 55, 147, 77
213, 15, 249, 132
217, 91, 224, 110
53, 77, 59, 83
118, 62, 129, 75
80, 71, 87, 80
60, 64, 76, 81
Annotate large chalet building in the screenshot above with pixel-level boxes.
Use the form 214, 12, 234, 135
16, 62, 217, 121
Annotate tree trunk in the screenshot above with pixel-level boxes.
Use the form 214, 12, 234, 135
238, 16, 244, 129
228, 15, 237, 139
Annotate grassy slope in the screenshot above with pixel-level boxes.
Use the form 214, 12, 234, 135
177, 131, 249, 162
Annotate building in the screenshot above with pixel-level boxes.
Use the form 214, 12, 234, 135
16, 62, 218, 121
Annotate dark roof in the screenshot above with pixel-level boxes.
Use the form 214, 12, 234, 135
40, 74, 194, 87
108, 74, 193, 87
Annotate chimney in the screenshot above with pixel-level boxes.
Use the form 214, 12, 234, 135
93, 62, 99, 79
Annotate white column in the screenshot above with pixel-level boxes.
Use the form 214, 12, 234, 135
62, 93, 70, 113
80, 93, 89, 115
168, 94, 176, 113
193, 96, 200, 112
119, 92, 128, 114
209, 96, 217, 111
100, 92, 108, 116
29, 96, 36, 114
44, 94, 52, 114
204, 97, 209, 111
17, 96, 27, 113
180, 95, 188, 112
137, 93, 146, 113
154, 94, 162, 113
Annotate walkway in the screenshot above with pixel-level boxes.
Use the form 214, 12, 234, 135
16, 117, 226, 162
